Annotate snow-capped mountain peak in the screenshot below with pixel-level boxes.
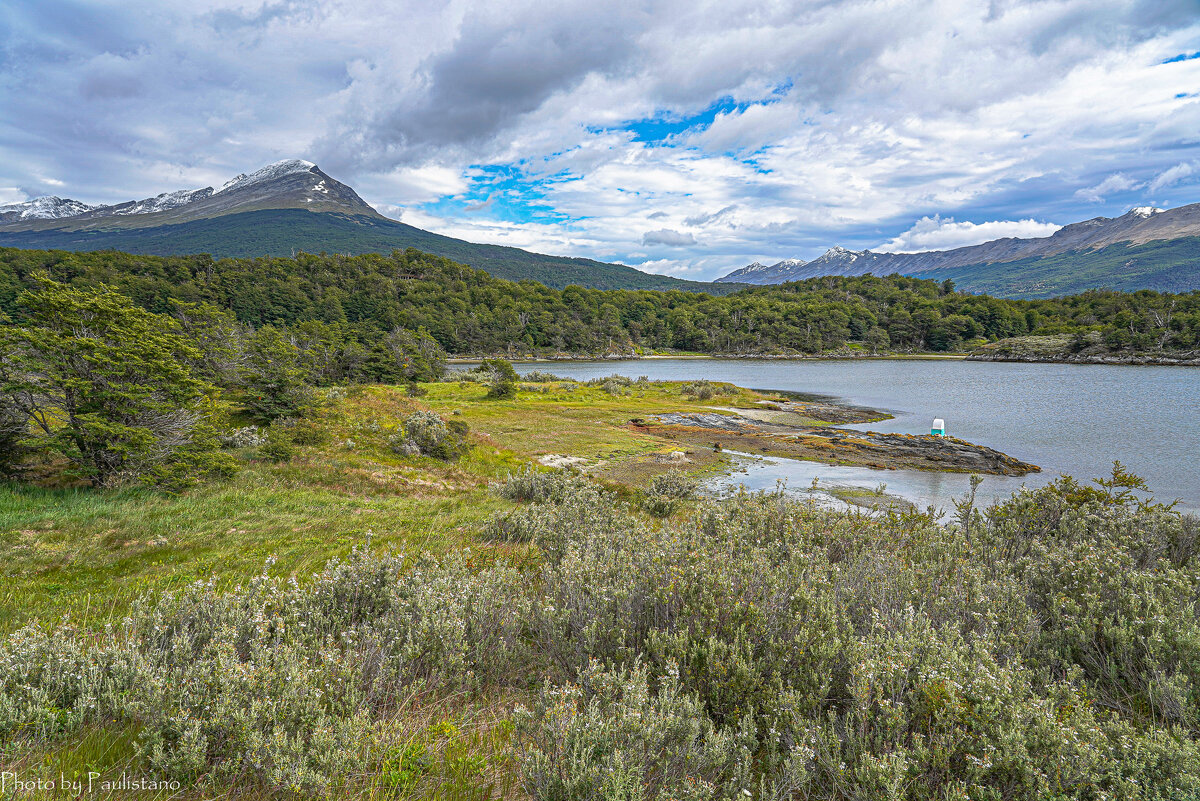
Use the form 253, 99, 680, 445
216, 159, 317, 194
1130, 206, 1165, 219
0, 196, 97, 220
113, 188, 215, 216
818, 246, 863, 261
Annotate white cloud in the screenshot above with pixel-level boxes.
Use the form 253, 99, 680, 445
642, 228, 697, 247
878, 215, 1063, 253
1, 0, 1198, 280
1074, 173, 1144, 202
0, 188, 26, 205
1149, 161, 1198, 192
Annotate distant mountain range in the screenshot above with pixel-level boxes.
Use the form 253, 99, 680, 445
717, 205, 1200, 298
0, 160, 737, 294
5, 160, 1197, 298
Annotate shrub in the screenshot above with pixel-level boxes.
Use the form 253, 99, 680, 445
681, 380, 732, 400
491, 465, 585, 503
394, 410, 469, 461
515, 660, 757, 800
640, 469, 700, 517
480, 358, 519, 399
220, 425, 267, 449
521, 370, 565, 383
6, 471, 1200, 798
259, 426, 296, 463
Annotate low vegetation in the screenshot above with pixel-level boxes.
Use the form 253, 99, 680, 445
2, 464, 1199, 798
3, 259, 1200, 798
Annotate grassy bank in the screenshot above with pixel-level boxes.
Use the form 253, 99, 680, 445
0, 377, 780, 630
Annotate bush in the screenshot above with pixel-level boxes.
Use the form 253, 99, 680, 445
6, 471, 1200, 798
393, 410, 469, 461
681, 380, 732, 400
259, 426, 296, 463
491, 465, 587, 503
220, 425, 267, 449
481, 358, 519, 399
640, 469, 700, 517
521, 370, 566, 383
515, 660, 758, 800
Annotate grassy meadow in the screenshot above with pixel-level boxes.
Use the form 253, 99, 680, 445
0, 376, 767, 632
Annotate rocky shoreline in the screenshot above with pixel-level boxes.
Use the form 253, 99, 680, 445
967, 334, 1200, 366
638, 400, 1039, 476
967, 352, 1200, 366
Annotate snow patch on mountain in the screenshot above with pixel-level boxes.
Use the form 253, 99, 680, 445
0, 196, 96, 220
114, 188, 214, 215
1130, 206, 1165, 218
216, 159, 316, 194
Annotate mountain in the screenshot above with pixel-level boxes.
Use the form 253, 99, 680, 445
716, 205, 1200, 298
718, 258, 810, 284
0, 160, 738, 294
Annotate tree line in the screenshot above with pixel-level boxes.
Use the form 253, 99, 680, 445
2, 246, 1198, 356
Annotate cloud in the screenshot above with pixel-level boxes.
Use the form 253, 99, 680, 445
684, 205, 738, 227
1149, 161, 1198, 192
642, 228, 697, 247
878, 215, 1063, 253
0, 0, 1198, 280
1074, 173, 1145, 203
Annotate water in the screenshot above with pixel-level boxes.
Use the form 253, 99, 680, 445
515, 358, 1200, 513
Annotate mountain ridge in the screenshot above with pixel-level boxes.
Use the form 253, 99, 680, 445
715, 205, 1200, 297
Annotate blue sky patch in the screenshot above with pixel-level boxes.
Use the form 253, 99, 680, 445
1163, 51, 1200, 64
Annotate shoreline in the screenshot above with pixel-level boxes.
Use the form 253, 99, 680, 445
453, 352, 1200, 367
635, 398, 1040, 477
450, 353, 968, 364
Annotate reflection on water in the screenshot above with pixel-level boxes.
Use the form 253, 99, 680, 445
517, 358, 1200, 513
709, 451, 1026, 518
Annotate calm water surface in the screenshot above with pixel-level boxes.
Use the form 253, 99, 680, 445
515, 358, 1200, 513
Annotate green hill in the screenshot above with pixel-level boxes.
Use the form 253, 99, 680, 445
0, 208, 740, 293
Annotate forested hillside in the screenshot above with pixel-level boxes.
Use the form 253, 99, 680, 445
0, 208, 739, 293
2, 246, 1198, 356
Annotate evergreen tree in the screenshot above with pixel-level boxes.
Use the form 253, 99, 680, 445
0, 279, 234, 489
241, 325, 313, 421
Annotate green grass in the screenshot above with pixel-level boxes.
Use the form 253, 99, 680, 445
0, 379, 773, 632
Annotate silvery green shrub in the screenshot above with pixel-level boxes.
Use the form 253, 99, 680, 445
393, 410, 469, 461
641, 469, 699, 517
4, 473, 1200, 798
515, 659, 758, 800
220, 425, 267, 449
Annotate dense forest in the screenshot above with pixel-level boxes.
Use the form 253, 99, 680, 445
2, 246, 1198, 356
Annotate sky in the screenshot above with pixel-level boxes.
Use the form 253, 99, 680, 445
1, 0, 1199, 280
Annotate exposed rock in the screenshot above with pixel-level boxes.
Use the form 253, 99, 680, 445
639, 411, 1039, 476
